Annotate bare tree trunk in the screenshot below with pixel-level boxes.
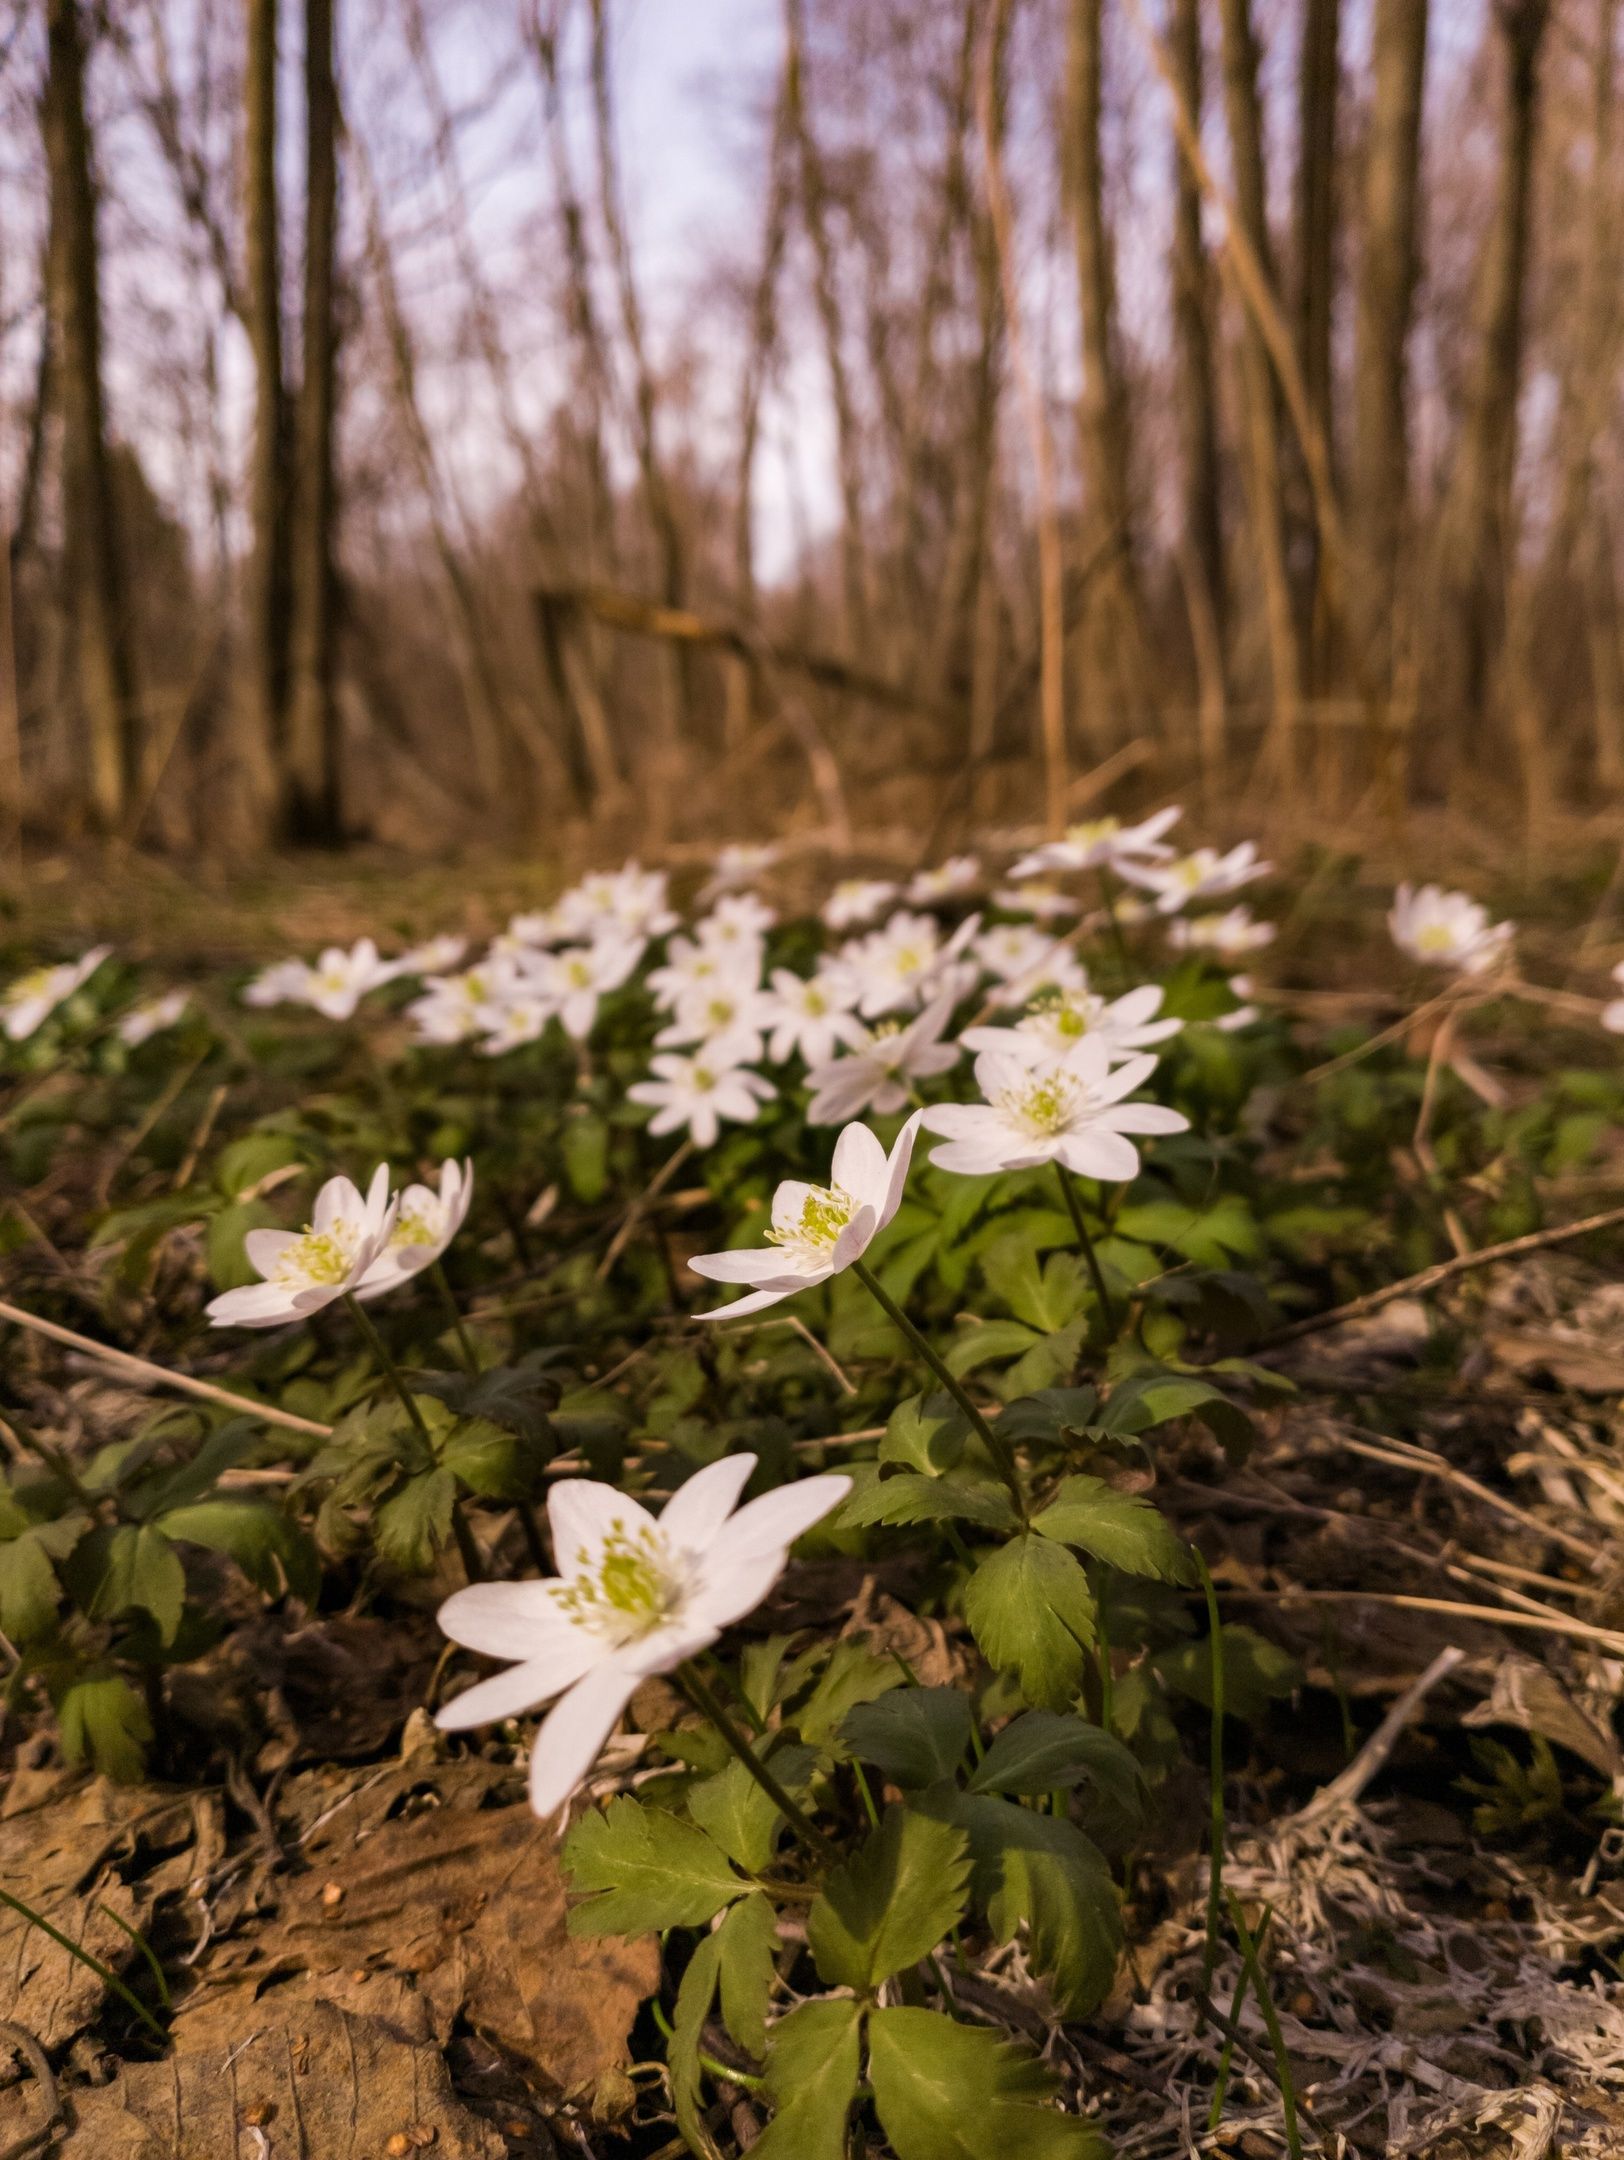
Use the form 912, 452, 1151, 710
1216, 0, 1302, 778
587, 0, 692, 747
43, 0, 141, 833
286, 0, 340, 840
1294, 0, 1339, 689
736, 60, 795, 621
242, 0, 288, 832
1438, 0, 1551, 734
1168, 0, 1225, 681
784, 0, 869, 652
1066, 0, 1148, 728
1351, 0, 1427, 692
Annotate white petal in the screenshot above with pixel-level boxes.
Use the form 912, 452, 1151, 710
548, 1480, 660, 1580
1108, 1102, 1190, 1135
436, 1654, 575, 1731
312, 1176, 365, 1233
1056, 1129, 1141, 1181
719, 1475, 852, 1564
206, 1284, 299, 1328
697, 1283, 804, 1319
684, 1548, 795, 1634
830, 1120, 887, 1209
690, 1247, 806, 1287
659, 1453, 758, 1553
243, 1228, 300, 1278
527, 1666, 641, 1820
875, 1110, 923, 1231
436, 1578, 577, 1660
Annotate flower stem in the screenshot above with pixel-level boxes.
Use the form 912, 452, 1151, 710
1055, 1164, 1118, 1338
1196, 1550, 1226, 2015
851, 1258, 1026, 1519
432, 1259, 481, 1375
1098, 866, 1133, 974
344, 1293, 484, 1583
677, 1663, 837, 1863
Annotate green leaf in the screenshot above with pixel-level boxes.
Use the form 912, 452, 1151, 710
881, 1392, 970, 1474
564, 1798, 746, 1935
1115, 1193, 1263, 1267
994, 1387, 1101, 1445
74, 1521, 186, 1643
967, 1711, 1144, 1821
207, 1199, 281, 1290
688, 1745, 816, 1872
750, 1998, 863, 2160
1155, 1624, 1302, 1722
562, 1110, 611, 1202
0, 1530, 63, 1644
715, 1889, 777, 2057
156, 1496, 320, 1603
669, 1929, 725, 2160
981, 1236, 1090, 1333
439, 1417, 545, 1501
840, 1688, 972, 1789
962, 1536, 1096, 1712
372, 1466, 456, 1572
841, 1471, 1016, 1532
868, 2006, 1109, 2159
792, 1638, 904, 1750
806, 1804, 970, 1990
1032, 1476, 1194, 1583
412, 1363, 560, 1447
53, 1670, 153, 1783
963, 1797, 1121, 2016
212, 1131, 304, 1198
944, 1318, 1041, 1379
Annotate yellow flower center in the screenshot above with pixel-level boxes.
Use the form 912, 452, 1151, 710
1065, 817, 1118, 848
769, 1183, 855, 1260
995, 1071, 1084, 1137
1415, 922, 1457, 955
272, 1221, 357, 1287
4, 968, 55, 1005
391, 1204, 440, 1250
557, 1522, 680, 1642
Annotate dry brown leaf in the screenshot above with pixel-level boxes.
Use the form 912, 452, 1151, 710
1461, 1653, 1624, 1782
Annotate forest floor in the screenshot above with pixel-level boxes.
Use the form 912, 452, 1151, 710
1, 817, 1623, 2160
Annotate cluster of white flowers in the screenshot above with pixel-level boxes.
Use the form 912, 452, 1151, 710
0, 947, 112, 1042
1388, 882, 1513, 976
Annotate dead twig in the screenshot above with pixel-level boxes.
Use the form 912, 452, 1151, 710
1287, 1645, 1467, 1833
0, 2018, 62, 2160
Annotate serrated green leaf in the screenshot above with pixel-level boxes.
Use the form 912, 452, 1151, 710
715, 1889, 777, 2057
868, 2006, 1109, 2159
439, 1417, 544, 1501
792, 1637, 904, 1750
1032, 1475, 1194, 1583
688, 1745, 816, 1872
994, 1387, 1101, 1445
411, 1363, 560, 1447
1156, 1624, 1302, 1722
840, 1688, 972, 1789
212, 1131, 304, 1198
73, 1521, 186, 1643
670, 1928, 725, 2160
806, 1804, 969, 1990
372, 1466, 457, 1572
53, 1670, 153, 1783
840, 1471, 1016, 1531
981, 1236, 1090, 1333
963, 1536, 1096, 1712
157, 1496, 320, 1603
749, 1998, 863, 2160
944, 1319, 1041, 1379
967, 1710, 1144, 1820
564, 1798, 746, 1935
0, 1530, 63, 1643
958, 1796, 1121, 2015
881, 1393, 970, 1474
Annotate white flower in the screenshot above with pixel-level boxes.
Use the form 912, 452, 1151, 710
837, 910, 981, 1019
250, 939, 399, 1021
1011, 806, 1182, 879
557, 863, 677, 943
435, 1454, 851, 1819
697, 892, 777, 951
117, 990, 188, 1047
700, 842, 781, 904
974, 924, 1088, 1007
506, 905, 572, 948
533, 935, 645, 1040
822, 879, 899, 931
244, 959, 313, 1010
206, 1166, 397, 1329
408, 963, 518, 1046
690, 1113, 922, 1319
1121, 843, 1270, 915
1213, 977, 1260, 1032
760, 965, 866, 1067
963, 982, 1183, 1064
1388, 883, 1513, 976
991, 881, 1079, 923
2, 947, 112, 1041
478, 994, 556, 1056
628, 1051, 775, 1148
656, 979, 776, 1061
1169, 907, 1276, 958
647, 933, 760, 1013
355, 1158, 474, 1301
923, 1040, 1189, 1180
1603, 962, 1624, 1035
906, 856, 980, 907
396, 934, 468, 976
805, 991, 961, 1125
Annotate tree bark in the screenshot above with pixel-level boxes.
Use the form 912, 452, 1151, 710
243, 0, 289, 829
1216, 0, 1302, 776
1168, 0, 1225, 671
43, 0, 141, 831
1066, 0, 1148, 723
1350, 0, 1427, 690
1293, 0, 1339, 688
286, 0, 341, 840
1439, 0, 1551, 728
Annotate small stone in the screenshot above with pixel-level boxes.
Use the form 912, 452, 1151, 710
386, 2138, 412, 2158
321, 1880, 345, 1907
502, 2123, 530, 2140
241, 2102, 274, 2127
1289, 1987, 1315, 2018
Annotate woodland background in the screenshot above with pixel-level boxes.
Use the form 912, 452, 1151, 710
2, 0, 1621, 862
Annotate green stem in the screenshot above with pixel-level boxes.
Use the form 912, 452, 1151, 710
851, 1258, 1026, 1520
1226, 1891, 1303, 2160
650, 1999, 767, 2092
1196, 1550, 1225, 2013
432, 1259, 481, 1375
344, 1293, 484, 1583
677, 1663, 836, 1862
0, 1886, 166, 2044
1055, 1165, 1118, 1339
1098, 866, 1133, 974
1207, 1905, 1270, 2132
